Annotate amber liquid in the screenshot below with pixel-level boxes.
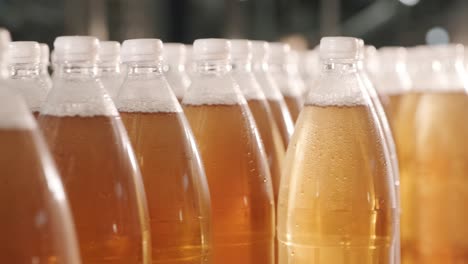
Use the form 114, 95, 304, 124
268, 99, 294, 148
39, 115, 151, 264
248, 99, 285, 264
396, 92, 468, 264
120, 111, 211, 264
283, 95, 303, 122
247, 100, 285, 202
278, 105, 395, 264
184, 103, 275, 264
379, 94, 403, 133
0, 129, 80, 263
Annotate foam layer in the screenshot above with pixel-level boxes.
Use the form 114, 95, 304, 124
40, 80, 119, 117
253, 71, 283, 101
117, 99, 181, 113
182, 89, 245, 106
273, 74, 303, 97
182, 73, 246, 106
0, 87, 36, 130
165, 70, 190, 99
41, 100, 119, 117
7, 78, 49, 112
116, 72, 182, 112
231, 72, 266, 101
305, 73, 366, 106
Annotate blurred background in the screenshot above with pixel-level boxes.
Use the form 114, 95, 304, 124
1, 0, 467, 49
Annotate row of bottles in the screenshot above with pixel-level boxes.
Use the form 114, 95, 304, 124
0, 26, 466, 264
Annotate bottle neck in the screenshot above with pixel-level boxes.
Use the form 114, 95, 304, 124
98, 63, 121, 75
412, 58, 462, 76
40, 64, 49, 75
253, 59, 269, 73
231, 59, 252, 73
54, 61, 98, 78
286, 62, 300, 75
125, 61, 164, 76
268, 61, 287, 73
438, 58, 464, 73
9, 63, 41, 78
194, 59, 231, 75
321, 59, 359, 74
165, 62, 185, 73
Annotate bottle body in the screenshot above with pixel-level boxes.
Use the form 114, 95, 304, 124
0, 88, 81, 264
269, 64, 304, 122
396, 46, 468, 264
231, 63, 285, 203
184, 103, 275, 264
278, 60, 396, 264
359, 64, 401, 264
397, 91, 468, 263
117, 62, 211, 264
254, 68, 294, 148
183, 56, 275, 264
39, 64, 151, 263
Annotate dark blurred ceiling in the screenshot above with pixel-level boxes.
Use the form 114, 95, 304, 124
0, 0, 466, 48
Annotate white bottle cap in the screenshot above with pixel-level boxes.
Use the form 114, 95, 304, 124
268, 42, 290, 63
431, 44, 464, 59
356, 39, 365, 60
121, 38, 163, 63
0, 28, 11, 49
54, 36, 99, 62
98, 41, 121, 63
185, 44, 193, 59
378, 47, 406, 66
163, 43, 186, 65
230, 39, 252, 60
193, 38, 230, 61
305, 48, 320, 74
39, 43, 50, 65
7, 41, 41, 64
378, 46, 406, 58
251, 41, 269, 63
320, 37, 359, 60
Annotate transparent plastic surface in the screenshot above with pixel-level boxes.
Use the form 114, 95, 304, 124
231, 41, 285, 263
231, 52, 285, 204
183, 48, 275, 264
302, 49, 320, 96
97, 62, 124, 100
0, 87, 81, 264
286, 50, 308, 99
278, 55, 396, 264
268, 44, 304, 122
252, 42, 294, 148
97, 42, 124, 100
357, 41, 401, 264
38, 54, 151, 263
396, 45, 468, 264
116, 60, 211, 264
163, 43, 191, 101
7, 48, 50, 117
0, 28, 11, 79
40, 43, 53, 91
372, 47, 412, 131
